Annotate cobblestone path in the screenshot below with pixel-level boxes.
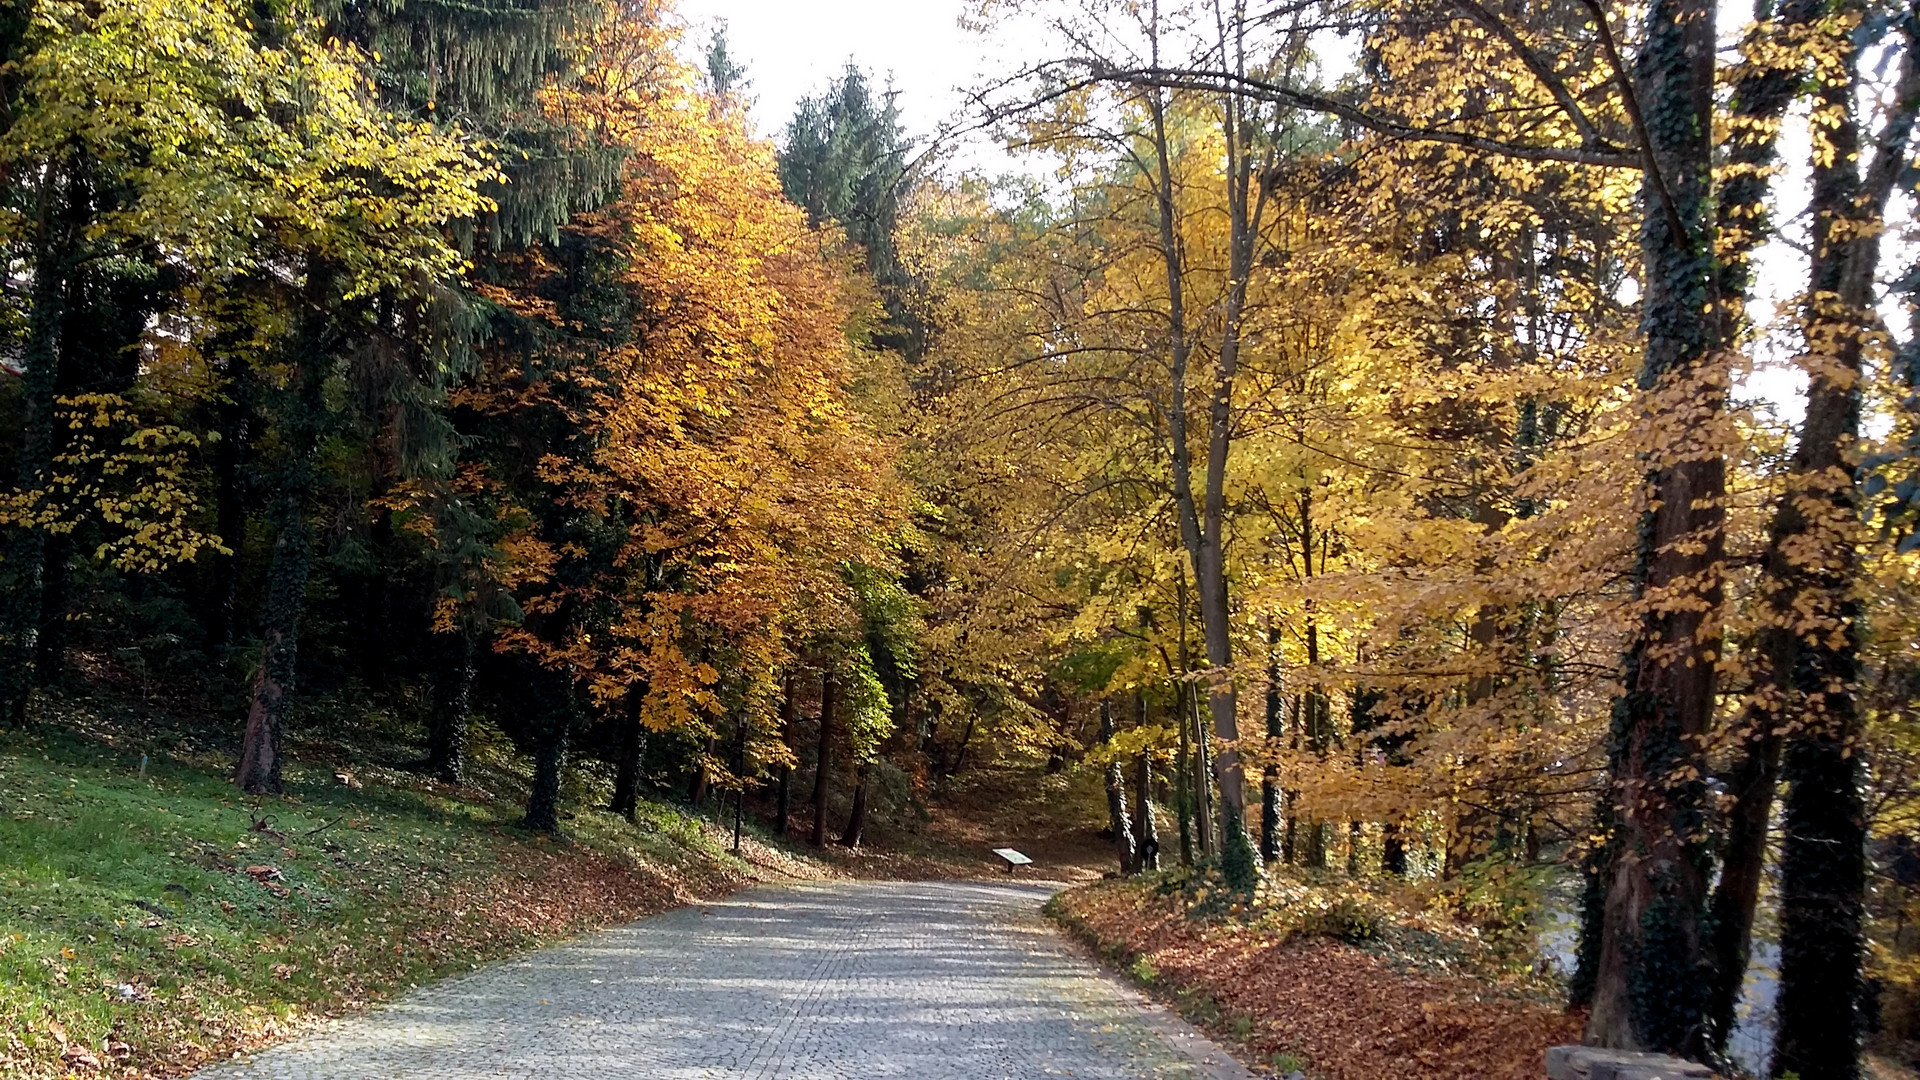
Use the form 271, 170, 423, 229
195, 880, 1253, 1080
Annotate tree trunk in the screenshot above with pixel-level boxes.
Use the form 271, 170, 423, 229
1283, 792, 1299, 865
235, 485, 313, 795
33, 534, 73, 687
1382, 822, 1407, 876
523, 710, 569, 834
1146, 78, 1261, 874
1, 227, 65, 726
810, 672, 835, 847
609, 683, 647, 821
1134, 753, 1160, 872
1304, 820, 1327, 869
204, 349, 254, 653
1301, 617, 1330, 872
1773, 726, 1867, 1080
839, 760, 869, 847
1704, 724, 1780, 1051
1262, 624, 1284, 864
1176, 679, 1193, 866
775, 673, 795, 835
690, 733, 717, 805
1100, 700, 1136, 874
427, 631, 476, 785
1192, 688, 1214, 858
236, 271, 330, 797
1583, 0, 1724, 1053
1768, 23, 1916, 1078
1696, 0, 1822, 1050
1133, 694, 1160, 871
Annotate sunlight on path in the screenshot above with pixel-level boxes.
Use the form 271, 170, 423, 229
193, 880, 1252, 1080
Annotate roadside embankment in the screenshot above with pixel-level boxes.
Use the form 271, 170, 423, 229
0, 726, 832, 1079
1046, 875, 1584, 1079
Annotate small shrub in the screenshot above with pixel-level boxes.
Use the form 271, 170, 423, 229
1303, 895, 1387, 944
1452, 854, 1553, 968
1128, 956, 1159, 984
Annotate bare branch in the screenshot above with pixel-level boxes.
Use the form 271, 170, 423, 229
1077, 64, 1641, 167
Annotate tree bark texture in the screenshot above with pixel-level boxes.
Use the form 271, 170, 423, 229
523, 710, 570, 834
235, 485, 313, 795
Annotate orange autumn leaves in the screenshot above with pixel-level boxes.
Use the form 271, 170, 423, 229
476, 6, 903, 741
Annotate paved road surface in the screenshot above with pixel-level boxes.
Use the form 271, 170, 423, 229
194, 880, 1253, 1080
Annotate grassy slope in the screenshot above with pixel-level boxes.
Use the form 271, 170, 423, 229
0, 719, 831, 1079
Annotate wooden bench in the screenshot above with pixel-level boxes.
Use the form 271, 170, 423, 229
992, 848, 1033, 874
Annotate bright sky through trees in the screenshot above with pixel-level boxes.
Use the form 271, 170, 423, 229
673, 0, 990, 141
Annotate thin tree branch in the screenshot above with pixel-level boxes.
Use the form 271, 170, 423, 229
1571, 0, 1693, 247
1077, 64, 1641, 167
1446, 0, 1616, 150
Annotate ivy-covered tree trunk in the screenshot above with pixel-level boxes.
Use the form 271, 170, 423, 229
608, 683, 647, 821
1100, 700, 1136, 874
810, 672, 835, 847
774, 674, 796, 835
523, 708, 570, 834
1768, 21, 1917, 1077
426, 630, 477, 784
1584, 0, 1724, 1053
235, 289, 328, 796
1382, 823, 1407, 876
32, 534, 72, 688
235, 483, 314, 795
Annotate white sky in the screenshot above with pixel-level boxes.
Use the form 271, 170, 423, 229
671, 0, 1000, 146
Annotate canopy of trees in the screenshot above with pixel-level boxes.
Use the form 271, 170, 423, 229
2, 0, 1918, 1076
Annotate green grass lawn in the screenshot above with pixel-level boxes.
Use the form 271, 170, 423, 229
0, 722, 823, 1078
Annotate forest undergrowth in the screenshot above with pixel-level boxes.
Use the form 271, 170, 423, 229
1048, 874, 1585, 1079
